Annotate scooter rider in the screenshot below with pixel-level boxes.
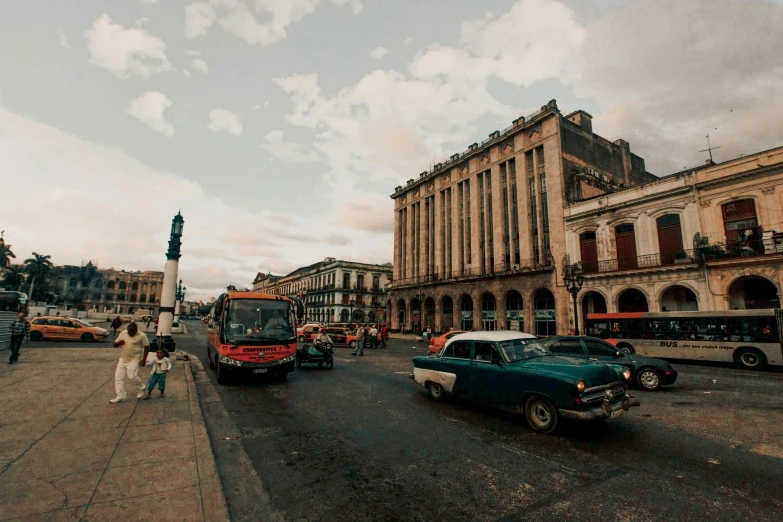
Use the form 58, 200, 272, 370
315, 329, 333, 348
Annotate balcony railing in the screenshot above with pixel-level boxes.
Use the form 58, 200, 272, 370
389, 254, 554, 289
582, 250, 697, 274
700, 239, 783, 262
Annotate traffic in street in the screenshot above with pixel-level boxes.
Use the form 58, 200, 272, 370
179, 321, 783, 522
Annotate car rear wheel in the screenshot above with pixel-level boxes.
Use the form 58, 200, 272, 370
30, 331, 43, 341
428, 382, 445, 401
636, 368, 662, 391
350, 341, 357, 349
80, 333, 94, 342
524, 396, 559, 434
735, 347, 767, 370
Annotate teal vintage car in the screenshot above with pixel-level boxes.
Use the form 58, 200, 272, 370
411, 331, 640, 433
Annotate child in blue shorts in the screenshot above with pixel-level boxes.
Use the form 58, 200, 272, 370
143, 349, 171, 399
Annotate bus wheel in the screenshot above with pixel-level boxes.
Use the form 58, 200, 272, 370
216, 357, 229, 384
636, 368, 662, 391
735, 348, 767, 370
617, 343, 635, 354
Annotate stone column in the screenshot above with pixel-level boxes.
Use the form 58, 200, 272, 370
491, 165, 505, 272
516, 153, 533, 264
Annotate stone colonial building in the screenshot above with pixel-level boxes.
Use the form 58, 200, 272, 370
388, 100, 656, 334
564, 145, 783, 330
253, 258, 393, 324
53, 262, 164, 314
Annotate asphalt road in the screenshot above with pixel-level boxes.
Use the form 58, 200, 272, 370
36, 323, 783, 521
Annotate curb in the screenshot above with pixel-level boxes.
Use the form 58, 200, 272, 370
186, 353, 285, 522
181, 351, 231, 522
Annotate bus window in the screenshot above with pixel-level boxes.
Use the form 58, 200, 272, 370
588, 321, 609, 337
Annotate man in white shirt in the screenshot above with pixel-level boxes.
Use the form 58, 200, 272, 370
369, 325, 378, 349
110, 322, 150, 403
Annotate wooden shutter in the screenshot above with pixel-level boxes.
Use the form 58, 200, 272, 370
579, 231, 598, 273
615, 224, 637, 270
657, 215, 684, 266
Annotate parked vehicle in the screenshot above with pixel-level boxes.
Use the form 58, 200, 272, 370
121, 314, 134, 323
585, 310, 783, 370
206, 291, 304, 383
542, 336, 677, 391
296, 324, 322, 343
298, 340, 334, 369
30, 316, 110, 342
410, 331, 639, 434
428, 330, 466, 354
322, 327, 349, 345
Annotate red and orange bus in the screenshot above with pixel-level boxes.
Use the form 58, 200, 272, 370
206, 291, 303, 383
585, 310, 783, 370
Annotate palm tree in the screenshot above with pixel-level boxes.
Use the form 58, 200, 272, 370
24, 253, 54, 301
1, 266, 25, 290
0, 232, 15, 269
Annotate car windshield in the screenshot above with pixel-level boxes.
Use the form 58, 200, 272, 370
498, 338, 551, 362
225, 299, 293, 343
76, 320, 93, 327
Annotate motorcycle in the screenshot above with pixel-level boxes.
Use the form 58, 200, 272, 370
298, 340, 334, 369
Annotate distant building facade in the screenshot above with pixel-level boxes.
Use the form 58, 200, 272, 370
388, 100, 656, 334
53, 262, 164, 314
254, 258, 393, 324
564, 145, 783, 329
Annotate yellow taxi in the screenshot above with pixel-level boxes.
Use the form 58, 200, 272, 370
30, 316, 110, 342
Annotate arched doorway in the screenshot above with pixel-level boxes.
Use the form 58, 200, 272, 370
534, 289, 556, 336
411, 298, 422, 333
660, 285, 698, 312
581, 291, 607, 335
618, 288, 649, 312
728, 276, 780, 309
423, 297, 436, 331
396, 299, 406, 331
441, 296, 454, 331
368, 311, 376, 323
340, 309, 350, 323
460, 295, 474, 331
505, 291, 524, 331
481, 293, 497, 331
353, 309, 365, 323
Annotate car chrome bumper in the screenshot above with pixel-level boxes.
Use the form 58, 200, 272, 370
559, 396, 641, 421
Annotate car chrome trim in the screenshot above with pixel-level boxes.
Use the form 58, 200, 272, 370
560, 396, 641, 421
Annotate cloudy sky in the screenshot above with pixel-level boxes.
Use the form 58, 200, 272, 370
1, 0, 781, 300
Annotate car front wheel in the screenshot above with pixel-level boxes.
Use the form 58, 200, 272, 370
298, 335, 305, 342
524, 396, 559, 434
636, 368, 662, 391
80, 333, 94, 342
350, 341, 357, 349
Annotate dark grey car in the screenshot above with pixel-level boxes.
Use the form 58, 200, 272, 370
542, 336, 678, 391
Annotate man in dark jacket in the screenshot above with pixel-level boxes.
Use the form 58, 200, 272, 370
8, 311, 30, 364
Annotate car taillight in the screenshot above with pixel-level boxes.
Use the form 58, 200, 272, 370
430, 338, 435, 345
575, 397, 582, 405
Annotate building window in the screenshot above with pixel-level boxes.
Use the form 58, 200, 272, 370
615, 223, 638, 270
372, 276, 380, 292
343, 273, 351, 289
527, 151, 539, 264
509, 159, 520, 265
501, 162, 511, 270
721, 199, 760, 249
656, 214, 684, 265
579, 231, 598, 273
486, 172, 494, 272
537, 146, 550, 263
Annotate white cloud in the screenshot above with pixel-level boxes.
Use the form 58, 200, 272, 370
404, 36, 412, 44
141, 0, 160, 4
84, 14, 173, 78
127, 91, 174, 137
182, 69, 192, 77
369, 46, 388, 59
191, 57, 209, 74
185, 0, 366, 45
58, 29, 72, 49
208, 109, 243, 136
261, 130, 320, 162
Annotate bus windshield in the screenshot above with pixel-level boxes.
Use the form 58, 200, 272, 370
224, 299, 293, 343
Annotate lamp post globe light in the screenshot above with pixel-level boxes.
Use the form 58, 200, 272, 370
562, 259, 585, 335
154, 212, 184, 353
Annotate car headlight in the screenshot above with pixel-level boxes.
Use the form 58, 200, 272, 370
576, 381, 585, 393
623, 369, 632, 380
219, 356, 242, 367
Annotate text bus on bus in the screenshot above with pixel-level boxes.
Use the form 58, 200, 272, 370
585, 310, 783, 370
206, 291, 303, 383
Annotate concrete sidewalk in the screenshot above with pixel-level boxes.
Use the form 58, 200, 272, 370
0, 347, 228, 521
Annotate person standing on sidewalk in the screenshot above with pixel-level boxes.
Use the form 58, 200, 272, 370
369, 324, 378, 349
380, 323, 388, 349
352, 326, 365, 356
110, 322, 150, 403
7, 311, 30, 364
143, 348, 171, 399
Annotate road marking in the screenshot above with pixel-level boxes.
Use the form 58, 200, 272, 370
394, 371, 409, 375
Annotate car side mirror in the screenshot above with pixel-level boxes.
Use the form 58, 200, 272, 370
614, 351, 623, 358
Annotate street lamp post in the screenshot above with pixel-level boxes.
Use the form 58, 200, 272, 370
172, 279, 186, 327
154, 212, 184, 353
349, 299, 355, 325
562, 262, 585, 335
